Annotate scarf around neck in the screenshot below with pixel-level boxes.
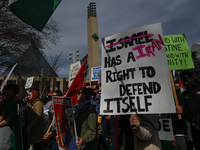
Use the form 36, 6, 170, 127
30, 90, 39, 105
74, 100, 90, 119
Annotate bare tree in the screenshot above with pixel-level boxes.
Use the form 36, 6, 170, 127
50, 52, 63, 74
0, 0, 61, 74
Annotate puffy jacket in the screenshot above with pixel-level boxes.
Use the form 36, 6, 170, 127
75, 103, 97, 150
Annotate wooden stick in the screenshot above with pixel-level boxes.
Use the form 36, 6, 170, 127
42, 85, 46, 95
64, 90, 69, 97
169, 70, 182, 119
57, 114, 64, 146
46, 117, 55, 134
40, 85, 46, 99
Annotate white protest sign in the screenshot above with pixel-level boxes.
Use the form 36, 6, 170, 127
91, 66, 101, 82
97, 71, 101, 84
25, 77, 34, 89
0, 63, 17, 91
158, 118, 174, 141
68, 61, 81, 87
100, 23, 176, 115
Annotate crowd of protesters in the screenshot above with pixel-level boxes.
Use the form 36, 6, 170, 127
1, 70, 200, 150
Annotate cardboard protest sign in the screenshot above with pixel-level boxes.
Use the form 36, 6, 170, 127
164, 34, 194, 70
69, 61, 81, 87
53, 97, 77, 150
91, 66, 101, 82
25, 77, 34, 89
100, 23, 176, 115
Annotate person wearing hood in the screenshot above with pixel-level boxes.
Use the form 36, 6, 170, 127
26, 89, 44, 149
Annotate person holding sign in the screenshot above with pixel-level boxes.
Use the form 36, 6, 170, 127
180, 70, 200, 150
74, 87, 97, 150
43, 90, 63, 150
170, 80, 187, 150
129, 114, 162, 150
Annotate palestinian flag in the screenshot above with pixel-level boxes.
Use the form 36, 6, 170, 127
9, 0, 61, 31
196, 91, 200, 95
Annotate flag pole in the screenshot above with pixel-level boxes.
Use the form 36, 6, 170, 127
64, 90, 69, 97
40, 85, 46, 99
169, 70, 182, 119
46, 117, 55, 134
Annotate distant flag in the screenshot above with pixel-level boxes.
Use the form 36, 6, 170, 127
66, 59, 87, 106
0, 63, 17, 91
9, 0, 62, 31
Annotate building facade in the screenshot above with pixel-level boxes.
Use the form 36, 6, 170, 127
87, 2, 101, 84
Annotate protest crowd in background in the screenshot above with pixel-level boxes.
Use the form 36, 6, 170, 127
0, 69, 200, 150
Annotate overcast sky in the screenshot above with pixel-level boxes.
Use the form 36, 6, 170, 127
45, 0, 200, 78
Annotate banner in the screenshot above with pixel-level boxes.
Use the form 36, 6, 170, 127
53, 97, 77, 150
100, 23, 176, 115
164, 34, 194, 70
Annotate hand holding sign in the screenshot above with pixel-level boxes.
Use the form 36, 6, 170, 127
75, 137, 83, 149
129, 114, 140, 133
176, 106, 182, 114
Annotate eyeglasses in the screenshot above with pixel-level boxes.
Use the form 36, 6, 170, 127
77, 92, 84, 95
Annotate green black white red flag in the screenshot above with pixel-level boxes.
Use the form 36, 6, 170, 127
9, 0, 61, 31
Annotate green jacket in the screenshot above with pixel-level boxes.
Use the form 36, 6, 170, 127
6, 96, 22, 150
75, 103, 97, 150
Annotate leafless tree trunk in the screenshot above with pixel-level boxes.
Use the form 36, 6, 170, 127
50, 52, 63, 74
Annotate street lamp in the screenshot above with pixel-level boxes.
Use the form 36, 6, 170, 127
69, 49, 79, 63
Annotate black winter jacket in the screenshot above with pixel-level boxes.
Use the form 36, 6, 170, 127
181, 82, 200, 127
